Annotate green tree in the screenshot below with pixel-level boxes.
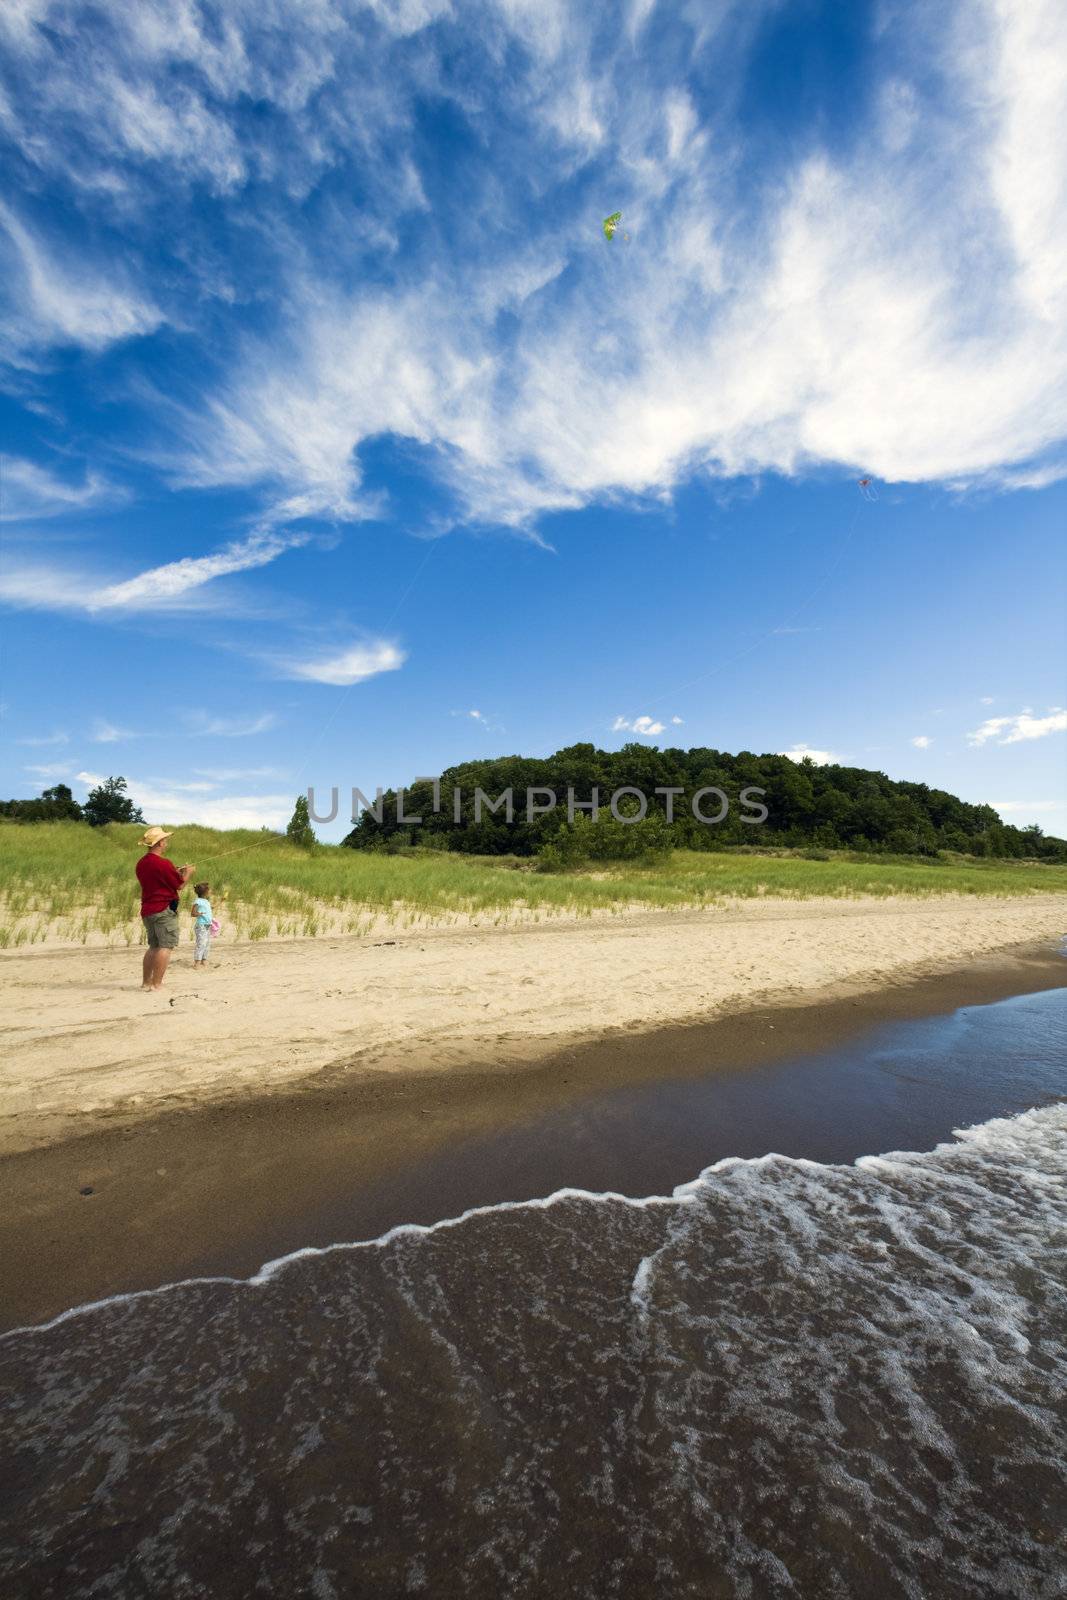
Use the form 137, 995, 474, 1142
82, 776, 144, 828
40, 784, 83, 820
286, 794, 317, 850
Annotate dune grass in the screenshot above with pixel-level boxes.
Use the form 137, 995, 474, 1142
0, 820, 1064, 949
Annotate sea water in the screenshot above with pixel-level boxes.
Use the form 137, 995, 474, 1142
2, 991, 1065, 1598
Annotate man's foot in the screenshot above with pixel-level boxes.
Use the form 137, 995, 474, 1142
140, 984, 154, 992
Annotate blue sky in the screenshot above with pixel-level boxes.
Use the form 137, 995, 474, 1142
1, 0, 1065, 842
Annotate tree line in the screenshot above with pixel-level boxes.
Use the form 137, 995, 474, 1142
0, 778, 143, 828
341, 744, 1067, 863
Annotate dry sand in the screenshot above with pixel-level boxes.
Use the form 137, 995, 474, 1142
2, 893, 1064, 1160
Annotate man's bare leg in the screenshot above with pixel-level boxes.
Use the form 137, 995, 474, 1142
142, 949, 155, 991
149, 948, 173, 990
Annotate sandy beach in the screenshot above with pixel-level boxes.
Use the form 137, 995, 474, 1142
2, 891, 1065, 1328
2, 892, 1064, 1159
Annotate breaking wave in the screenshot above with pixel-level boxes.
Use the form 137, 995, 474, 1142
3, 1104, 1066, 1598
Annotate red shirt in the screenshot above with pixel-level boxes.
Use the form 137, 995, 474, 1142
136, 853, 183, 916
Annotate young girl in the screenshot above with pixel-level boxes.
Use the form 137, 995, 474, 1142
192, 881, 213, 965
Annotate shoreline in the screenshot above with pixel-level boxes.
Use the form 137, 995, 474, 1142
2, 939, 1064, 1332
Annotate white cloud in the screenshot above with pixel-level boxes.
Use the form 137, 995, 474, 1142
911, 735, 933, 749
0, 563, 98, 611
966, 707, 1067, 746
282, 640, 405, 687
450, 706, 504, 734
91, 719, 133, 743
613, 714, 666, 737
150, 0, 1067, 531
0, 456, 120, 521
0, 201, 161, 358
182, 710, 277, 738
75, 769, 290, 830
671, 715, 684, 725
89, 531, 306, 611
193, 766, 287, 782
777, 744, 837, 766
15, 729, 68, 746
980, 696, 995, 704
0, 531, 306, 616
24, 761, 72, 779
3, 0, 1067, 536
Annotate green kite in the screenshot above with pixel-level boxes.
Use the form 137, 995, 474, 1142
602, 211, 622, 241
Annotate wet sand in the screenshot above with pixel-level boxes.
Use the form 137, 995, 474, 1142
2, 940, 1063, 1332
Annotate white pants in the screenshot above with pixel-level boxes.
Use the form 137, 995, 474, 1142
194, 924, 211, 962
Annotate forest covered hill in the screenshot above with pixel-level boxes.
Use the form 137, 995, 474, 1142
342, 745, 1066, 863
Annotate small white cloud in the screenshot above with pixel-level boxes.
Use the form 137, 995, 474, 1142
911, 735, 933, 749
979, 696, 995, 705
777, 744, 837, 766
183, 710, 278, 738
671, 715, 684, 725
282, 640, 405, 687
967, 708, 1067, 746
613, 715, 666, 737
15, 730, 68, 747
450, 706, 502, 734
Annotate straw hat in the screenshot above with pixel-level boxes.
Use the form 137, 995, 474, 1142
140, 826, 174, 848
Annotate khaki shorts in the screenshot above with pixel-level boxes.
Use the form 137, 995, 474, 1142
143, 908, 180, 950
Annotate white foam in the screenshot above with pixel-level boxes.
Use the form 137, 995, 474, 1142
3, 1101, 1065, 1342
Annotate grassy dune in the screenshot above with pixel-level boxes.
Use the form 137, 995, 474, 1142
0, 820, 1064, 949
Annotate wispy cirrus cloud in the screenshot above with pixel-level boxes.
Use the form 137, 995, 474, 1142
89, 531, 307, 611
193, 765, 287, 782
966, 707, 1067, 746
4, 1, 1065, 531
0, 530, 307, 615
182, 710, 278, 738
0, 201, 162, 360
152, 0, 1067, 529
90, 719, 133, 743
281, 640, 405, 687
0, 456, 121, 521
23, 760, 72, 779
